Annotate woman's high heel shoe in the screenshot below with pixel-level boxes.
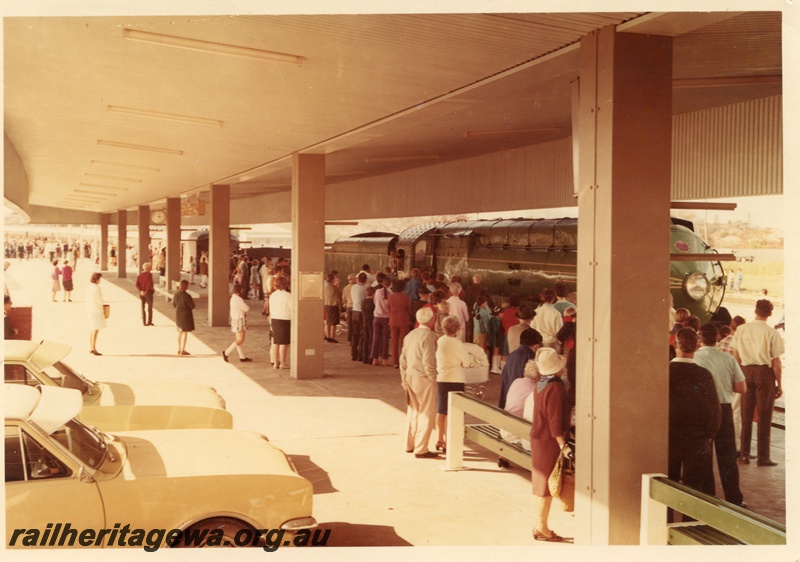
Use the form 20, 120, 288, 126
436, 441, 446, 453
532, 529, 563, 542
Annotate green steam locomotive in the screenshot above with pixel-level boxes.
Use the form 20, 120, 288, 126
325, 217, 727, 322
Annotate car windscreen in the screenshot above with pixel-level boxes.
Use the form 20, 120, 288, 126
49, 419, 117, 473
41, 362, 90, 394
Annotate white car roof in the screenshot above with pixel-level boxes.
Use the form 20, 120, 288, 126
4, 339, 72, 370
5, 384, 82, 434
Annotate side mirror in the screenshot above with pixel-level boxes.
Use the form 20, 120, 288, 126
79, 466, 95, 484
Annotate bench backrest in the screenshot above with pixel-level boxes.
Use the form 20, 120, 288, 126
449, 391, 530, 441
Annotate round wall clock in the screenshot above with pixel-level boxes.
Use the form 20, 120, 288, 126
151, 209, 167, 225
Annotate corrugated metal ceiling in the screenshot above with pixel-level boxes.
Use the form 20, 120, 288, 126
3, 12, 781, 214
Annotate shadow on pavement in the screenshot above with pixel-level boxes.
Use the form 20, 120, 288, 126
290, 454, 338, 495
315, 522, 412, 546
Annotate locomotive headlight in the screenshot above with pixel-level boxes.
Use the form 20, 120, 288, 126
683, 272, 709, 301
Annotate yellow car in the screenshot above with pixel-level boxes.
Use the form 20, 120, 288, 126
4, 340, 232, 430
5, 385, 319, 550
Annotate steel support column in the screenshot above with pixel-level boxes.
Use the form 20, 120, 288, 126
575, 26, 673, 545
290, 153, 325, 379
99, 213, 109, 271
166, 198, 181, 291
138, 205, 150, 274
209, 185, 230, 327
117, 210, 127, 279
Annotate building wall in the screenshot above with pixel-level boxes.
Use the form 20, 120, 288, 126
672, 95, 782, 200
321, 95, 783, 221
326, 137, 575, 220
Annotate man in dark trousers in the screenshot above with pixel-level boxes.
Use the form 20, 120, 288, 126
694, 323, 747, 507
360, 286, 376, 365
668, 328, 721, 499
732, 299, 784, 466
135, 262, 155, 326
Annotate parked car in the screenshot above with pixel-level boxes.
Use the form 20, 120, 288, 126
5, 385, 318, 549
4, 340, 232, 431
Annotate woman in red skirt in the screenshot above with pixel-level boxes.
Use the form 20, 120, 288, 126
529, 347, 569, 542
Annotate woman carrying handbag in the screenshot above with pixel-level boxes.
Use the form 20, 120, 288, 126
529, 347, 569, 542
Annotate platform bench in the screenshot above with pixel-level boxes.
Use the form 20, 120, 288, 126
153, 285, 175, 302
640, 474, 786, 545
445, 391, 531, 470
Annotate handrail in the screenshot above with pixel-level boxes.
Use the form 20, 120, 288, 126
640, 473, 786, 545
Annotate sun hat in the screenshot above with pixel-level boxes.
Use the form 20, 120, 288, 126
536, 347, 566, 376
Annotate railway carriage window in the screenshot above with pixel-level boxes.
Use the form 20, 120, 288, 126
22, 431, 70, 479
414, 242, 426, 264
5, 428, 25, 482
4, 364, 35, 386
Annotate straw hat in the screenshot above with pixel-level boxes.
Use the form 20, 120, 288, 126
536, 347, 566, 376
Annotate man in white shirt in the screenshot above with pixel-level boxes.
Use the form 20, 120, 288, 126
532, 289, 563, 351
358, 264, 376, 287
732, 299, 784, 466
399, 307, 439, 458
349, 273, 367, 361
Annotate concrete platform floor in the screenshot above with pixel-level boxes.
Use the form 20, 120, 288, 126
4, 257, 787, 548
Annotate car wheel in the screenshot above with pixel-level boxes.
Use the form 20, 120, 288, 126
177, 517, 257, 548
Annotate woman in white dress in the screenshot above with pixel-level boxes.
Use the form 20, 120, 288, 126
222, 283, 252, 362
434, 315, 474, 452
85, 272, 106, 355
445, 282, 470, 342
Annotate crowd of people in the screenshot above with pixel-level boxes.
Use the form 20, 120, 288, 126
4, 236, 93, 263
315, 264, 578, 541
7, 237, 784, 536
667, 298, 784, 516
318, 260, 784, 536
